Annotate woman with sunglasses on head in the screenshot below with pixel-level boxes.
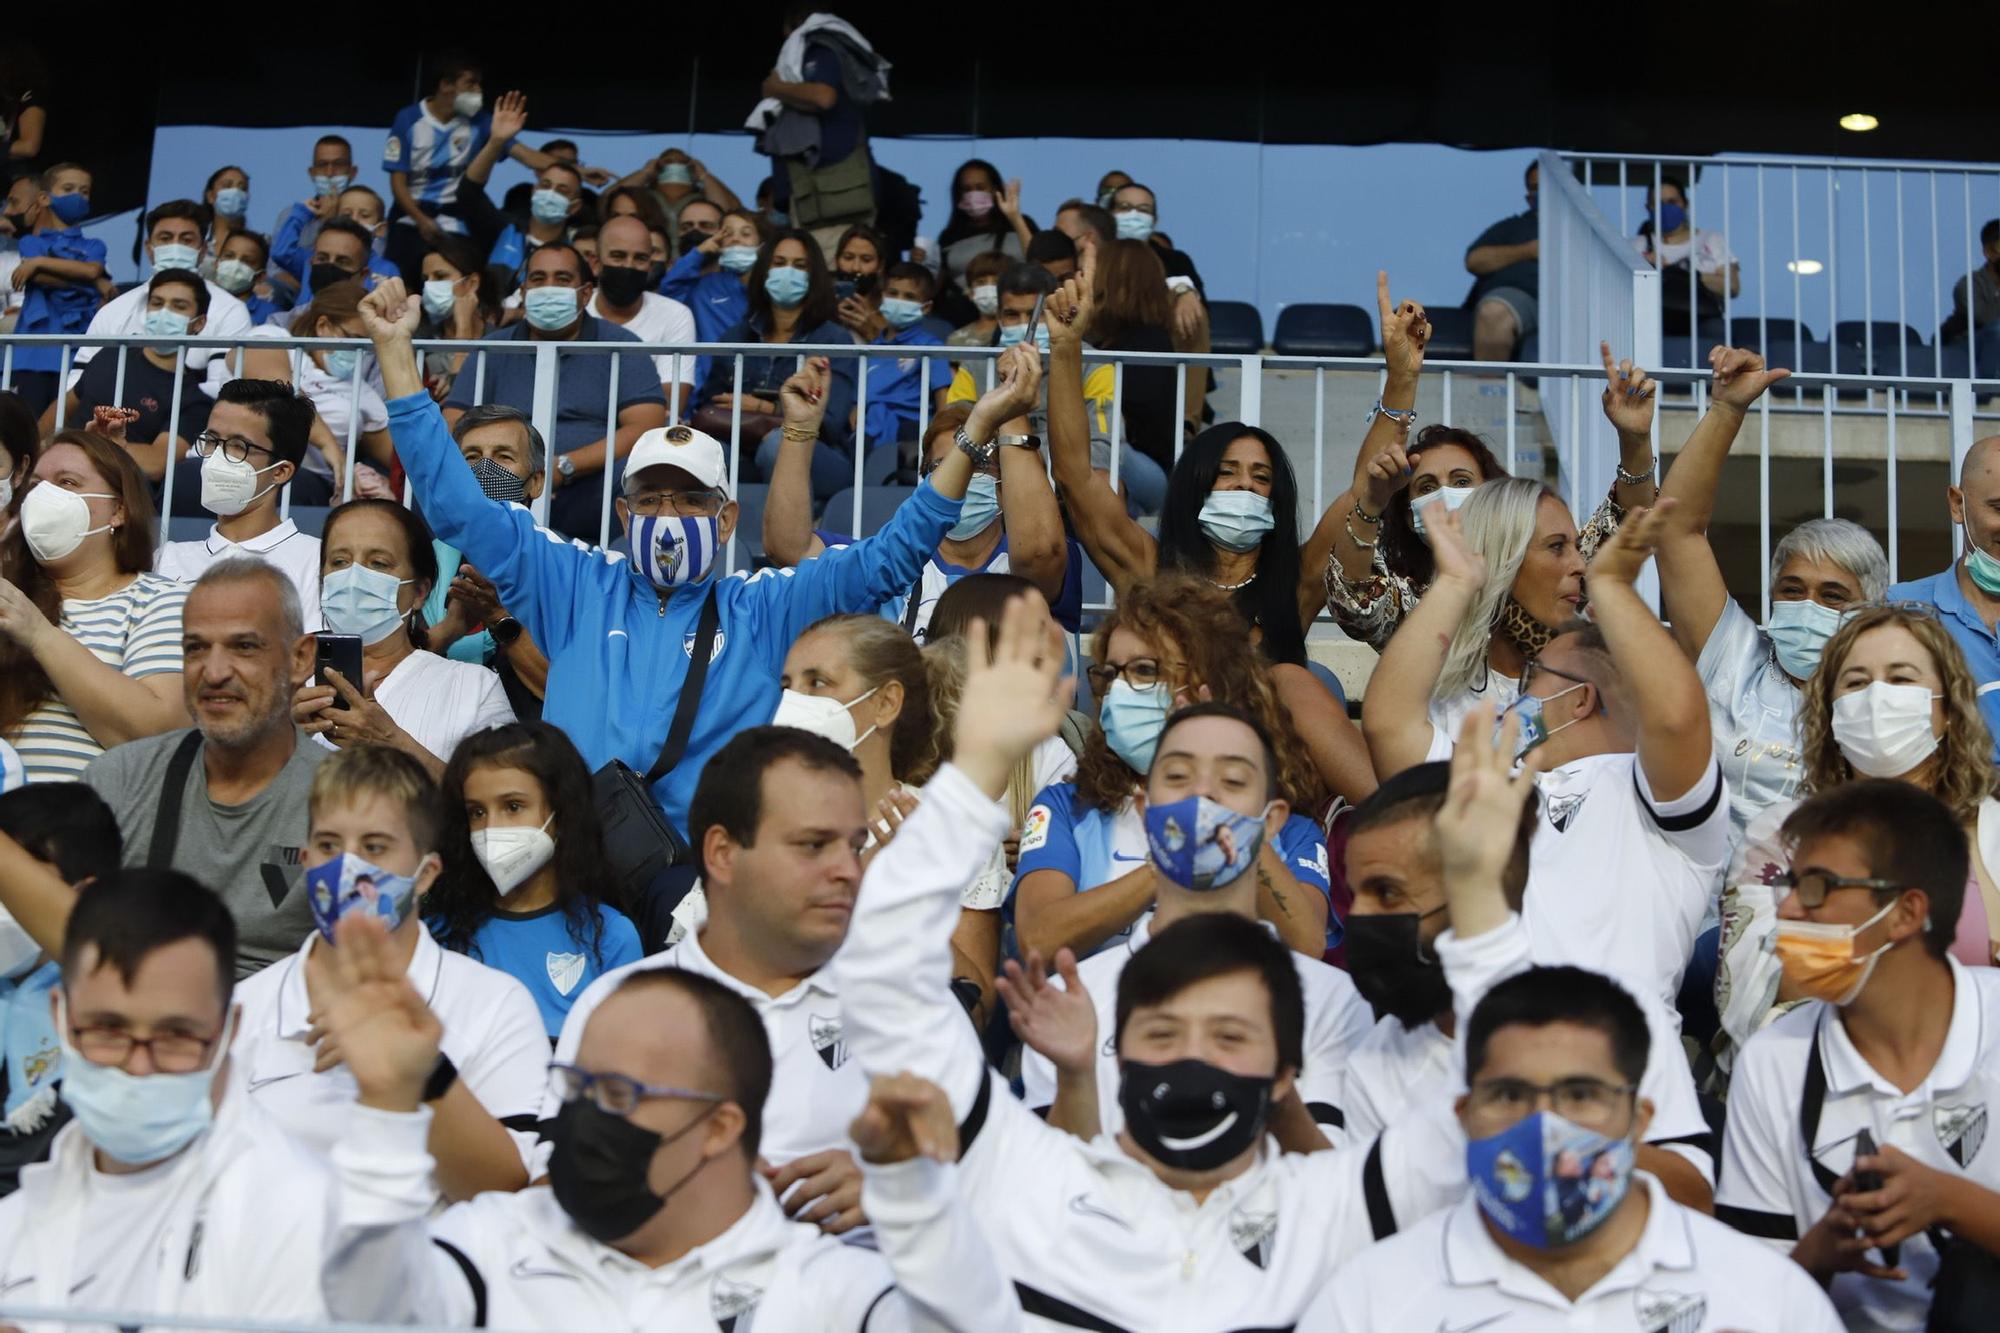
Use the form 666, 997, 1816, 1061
1714, 604, 2000, 1075
1011, 572, 1335, 962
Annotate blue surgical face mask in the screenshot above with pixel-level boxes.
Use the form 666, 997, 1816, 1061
1410, 485, 1477, 544
57, 996, 235, 1167
657, 163, 695, 186
151, 242, 201, 275
1100, 678, 1172, 773
1143, 794, 1271, 892
305, 852, 426, 944
1766, 598, 1849, 680
1467, 1109, 1636, 1250
320, 563, 415, 645
1653, 202, 1687, 233
322, 346, 361, 382
49, 193, 91, 226
142, 307, 190, 354
769, 210, 790, 227
880, 296, 925, 330
313, 173, 353, 197
1966, 542, 2000, 595
523, 285, 581, 332
1114, 209, 1155, 242
1197, 489, 1275, 552
214, 257, 259, 295
1499, 682, 1588, 761
629, 513, 721, 589
947, 473, 1001, 541
764, 265, 810, 308
997, 321, 1051, 354
213, 187, 249, 219
718, 245, 759, 273
530, 188, 572, 225
422, 278, 459, 321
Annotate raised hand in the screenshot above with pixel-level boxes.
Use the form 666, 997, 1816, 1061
358, 277, 422, 345
849, 1072, 960, 1166
1708, 345, 1791, 411
1584, 501, 1674, 588
1359, 438, 1414, 516
490, 90, 528, 143
951, 590, 1072, 798
1044, 243, 1096, 353
579, 165, 616, 187
1437, 703, 1542, 929
996, 178, 1024, 224
1377, 271, 1431, 379
779, 357, 830, 431
968, 343, 1043, 439
1427, 505, 1487, 589
321, 911, 443, 1112
997, 948, 1097, 1075
1598, 341, 1656, 438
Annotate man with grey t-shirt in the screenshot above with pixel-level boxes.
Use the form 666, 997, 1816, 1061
84, 558, 324, 976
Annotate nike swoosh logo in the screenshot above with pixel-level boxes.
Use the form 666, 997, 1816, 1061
1067, 1194, 1131, 1231
1110, 852, 1145, 862
0, 1275, 31, 1295
509, 1257, 576, 1281
1437, 1316, 1511, 1333
247, 1073, 303, 1091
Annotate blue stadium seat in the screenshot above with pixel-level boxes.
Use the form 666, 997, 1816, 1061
1271, 304, 1373, 357
861, 444, 904, 487
1423, 307, 1473, 360
1939, 341, 1998, 403
1205, 301, 1265, 354
727, 483, 768, 567
1729, 316, 1815, 354
819, 485, 916, 538
166, 515, 210, 544
287, 505, 331, 537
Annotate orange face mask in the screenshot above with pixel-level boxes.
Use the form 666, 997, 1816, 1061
1773, 899, 1898, 1006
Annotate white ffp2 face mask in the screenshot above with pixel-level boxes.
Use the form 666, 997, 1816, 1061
770, 685, 880, 751
1831, 681, 1941, 778
200, 451, 284, 517
20, 483, 116, 563
470, 814, 557, 895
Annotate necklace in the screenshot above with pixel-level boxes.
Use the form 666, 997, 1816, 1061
1212, 571, 1258, 591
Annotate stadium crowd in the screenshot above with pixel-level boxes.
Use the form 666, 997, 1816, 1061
3, 16, 2000, 1333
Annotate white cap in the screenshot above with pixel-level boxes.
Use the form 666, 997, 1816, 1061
624, 425, 729, 494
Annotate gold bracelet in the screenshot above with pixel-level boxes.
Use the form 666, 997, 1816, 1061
781, 425, 818, 444
1344, 511, 1379, 549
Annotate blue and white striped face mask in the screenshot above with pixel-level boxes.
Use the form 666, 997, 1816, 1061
630, 513, 720, 589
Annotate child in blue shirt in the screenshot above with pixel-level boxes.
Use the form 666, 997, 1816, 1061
5, 164, 105, 416
852, 261, 952, 450
427, 721, 643, 1037
210, 229, 284, 325
662, 208, 765, 389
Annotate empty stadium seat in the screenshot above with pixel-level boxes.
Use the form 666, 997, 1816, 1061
726, 483, 768, 567
1205, 301, 1265, 354
861, 445, 904, 487
1423, 307, 1473, 360
1729, 316, 1815, 353
1271, 304, 1373, 358
819, 485, 916, 538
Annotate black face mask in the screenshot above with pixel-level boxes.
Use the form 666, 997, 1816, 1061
469, 456, 527, 504
1118, 1058, 1271, 1171
310, 261, 356, 293
648, 261, 668, 286
4, 211, 31, 238
677, 228, 706, 257
597, 263, 650, 307
1344, 910, 1452, 1030
547, 1096, 718, 1244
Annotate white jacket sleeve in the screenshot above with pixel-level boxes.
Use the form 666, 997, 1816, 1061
832, 762, 1009, 1123
862, 1156, 1023, 1333
322, 1103, 481, 1326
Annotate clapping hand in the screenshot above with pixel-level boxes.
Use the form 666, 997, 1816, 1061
320, 911, 443, 1112
490, 90, 528, 143
1378, 270, 1431, 379
997, 948, 1097, 1076
1584, 500, 1674, 589
779, 357, 830, 432
1598, 341, 1656, 437
1709, 345, 1791, 411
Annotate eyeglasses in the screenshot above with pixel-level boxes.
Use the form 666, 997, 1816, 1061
1464, 1076, 1637, 1131
1518, 657, 1591, 696
193, 431, 275, 464
1773, 868, 1905, 910
71, 1025, 220, 1074
1085, 657, 1174, 695
547, 1062, 724, 1118
626, 488, 725, 518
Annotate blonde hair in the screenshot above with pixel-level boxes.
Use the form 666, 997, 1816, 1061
800, 614, 938, 783
1799, 604, 1996, 822
1436, 477, 1565, 700
924, 635, 1038, 825
308, 745, 442, 853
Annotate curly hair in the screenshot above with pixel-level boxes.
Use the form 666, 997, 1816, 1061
1073, 572, 1326, 817
1799, 604, 1995, 823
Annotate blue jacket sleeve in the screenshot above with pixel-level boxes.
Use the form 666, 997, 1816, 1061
1277, 814, 1332, 901
271, 203, 315, 280
661, 249, 707, 304
385, 391, 599, 660
731, 480, 962, 669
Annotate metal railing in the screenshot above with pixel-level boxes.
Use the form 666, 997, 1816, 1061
1558, 149, 2000, 376
8, 331, 1997, 625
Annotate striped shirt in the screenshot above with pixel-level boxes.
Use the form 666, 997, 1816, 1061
383, 102, 490, 211
9, 572, 187, 782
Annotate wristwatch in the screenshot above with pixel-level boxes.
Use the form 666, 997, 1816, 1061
490, 616, 524, 647
954, 424, 998, 467
555, 454, 577, 483
421, 1053, 460, 1104
994, 434, 1041, 451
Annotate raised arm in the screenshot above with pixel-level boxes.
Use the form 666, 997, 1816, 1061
1654, 345, 1792, 657
464, 91, 527, 189
1044, 246, 1157, 591
1585, 502, 1714, 803
760, 357, 829, 568
0, 831, 79, 956
997, 948, 1101, 1139
1597, 341, 1662, 516
1360, 507, 1486, 776
1321, 272, 1429, 599
994, 425, 1068, 601
995, 179, 1035, 256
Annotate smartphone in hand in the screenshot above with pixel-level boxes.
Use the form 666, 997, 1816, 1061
314, 634, 364, 693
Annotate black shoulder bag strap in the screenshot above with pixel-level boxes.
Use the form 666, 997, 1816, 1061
147, 731, 206, 870
644, 586, 722, 787
1798, 1022, 1840, 1195
899, 569, 926, 634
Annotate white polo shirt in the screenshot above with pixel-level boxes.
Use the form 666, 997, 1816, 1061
1525, 752, 1730, 1013
1302, 1172, 1841, 1331
1717, 957, 2000, 1330
587, 290, 697, 397
232, 923, 546, 1176
156, 518, 323, 631
68, 277, 253, 386
540, 930, 867, 1174
1019, 913, 1374, 1135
